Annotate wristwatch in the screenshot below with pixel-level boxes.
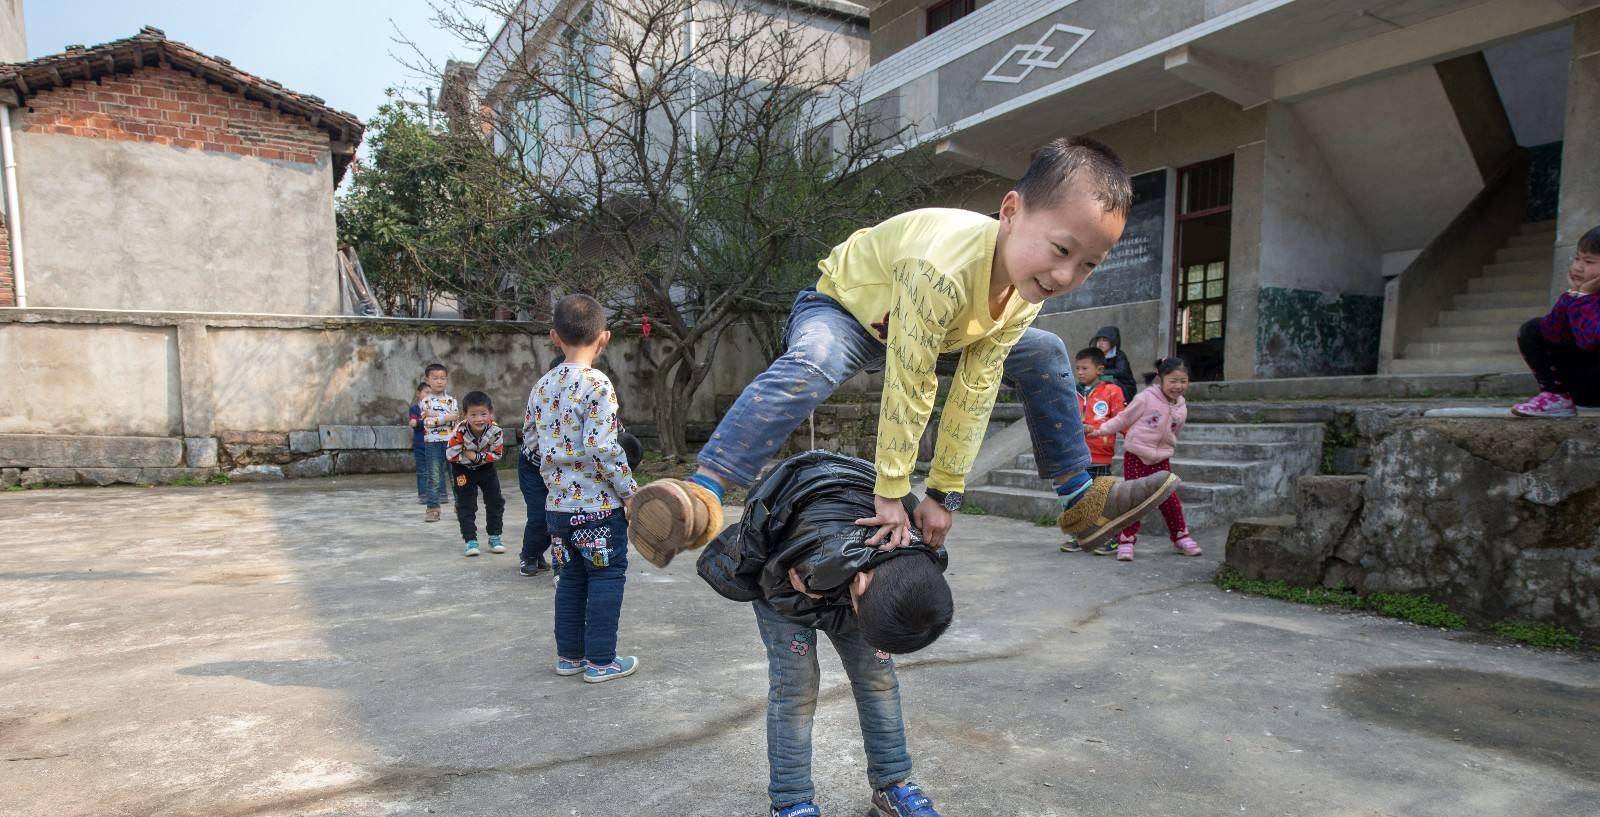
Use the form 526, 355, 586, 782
925, 487, 964, 512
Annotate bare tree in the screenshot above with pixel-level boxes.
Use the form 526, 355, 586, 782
398, 0, 942, 456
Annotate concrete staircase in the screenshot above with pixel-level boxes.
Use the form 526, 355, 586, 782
965, 421, 1324, 534
1390, 219, 1555, 375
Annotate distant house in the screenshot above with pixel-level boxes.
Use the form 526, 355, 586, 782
0, 26, 364, 314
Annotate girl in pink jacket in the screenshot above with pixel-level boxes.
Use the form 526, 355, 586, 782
1090, 358, 1200, 560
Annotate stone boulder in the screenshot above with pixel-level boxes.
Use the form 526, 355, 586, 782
1227, 417, 1600, 641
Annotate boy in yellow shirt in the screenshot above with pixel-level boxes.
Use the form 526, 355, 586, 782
631, 137, 1178, 566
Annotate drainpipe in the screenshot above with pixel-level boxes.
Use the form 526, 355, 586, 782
0, 104, 24, 308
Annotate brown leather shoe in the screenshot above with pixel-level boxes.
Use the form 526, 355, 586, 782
628, 479, 723, 568
424, 507, 441, 523
1057, 473, 1180, 550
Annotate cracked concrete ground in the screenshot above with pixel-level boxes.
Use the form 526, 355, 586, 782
2, 474, 1597, 817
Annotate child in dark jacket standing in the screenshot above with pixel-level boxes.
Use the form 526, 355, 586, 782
447, 391, 506, 557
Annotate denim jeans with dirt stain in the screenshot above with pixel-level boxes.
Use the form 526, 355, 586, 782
697, 287, 1092, 489
753, 598, 912, 809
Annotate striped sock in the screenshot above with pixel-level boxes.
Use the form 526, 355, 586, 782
687, 473, 726, 505
1055, 471, 1094, 508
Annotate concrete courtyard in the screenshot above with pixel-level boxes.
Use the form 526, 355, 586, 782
2, 474, 1596, 817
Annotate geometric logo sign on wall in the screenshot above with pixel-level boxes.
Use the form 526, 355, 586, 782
982, 23, 1095, 84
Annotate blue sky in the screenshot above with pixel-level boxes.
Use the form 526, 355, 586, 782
23, 1, 492, 124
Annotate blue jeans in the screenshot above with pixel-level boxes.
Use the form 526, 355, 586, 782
754, 599, 911, 809
517, 453, 551, 563
423, 441, 449, 508
698, 288, 1091, 488
412, 446, 428, 497
549, 509, 628, 666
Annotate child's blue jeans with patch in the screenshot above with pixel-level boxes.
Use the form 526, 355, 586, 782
698, 287, 1091, 489
548, 508, 628, 666
754, 598, 911, 809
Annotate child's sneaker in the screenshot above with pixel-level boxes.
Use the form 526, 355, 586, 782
463, 540, 481, 557
583, 656, 639, 683
519, 558, 547, 577
871, 781, 941, 817
628, 478, 723, 567
424, 507, 441, 522
555, 656, 587, 676
1173, 534, 1202, 556
1512, 391, 1576, 418
1116, 535, 1135, 561
1058, 473, 1181, 551
1059, 536, 1082, 552
772, 803, 821, 817
488, 535, 505, 553
1090, 540, 1119, 556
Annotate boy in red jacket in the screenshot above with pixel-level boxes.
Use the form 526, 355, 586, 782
1062, 347, 1126, 552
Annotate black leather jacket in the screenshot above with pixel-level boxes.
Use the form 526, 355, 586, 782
696, 451, 949, 634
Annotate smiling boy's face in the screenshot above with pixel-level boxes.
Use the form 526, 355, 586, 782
464, 403, 493, 431
996, 174, 1126, 304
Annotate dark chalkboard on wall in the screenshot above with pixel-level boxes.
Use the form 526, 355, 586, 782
1039, 169, 1168, 315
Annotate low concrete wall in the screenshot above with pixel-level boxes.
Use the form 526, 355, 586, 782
0, 309, 768, 484
1225, 417, 1600, 641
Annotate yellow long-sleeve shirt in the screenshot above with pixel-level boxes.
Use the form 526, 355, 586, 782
816, 208, 1041, 498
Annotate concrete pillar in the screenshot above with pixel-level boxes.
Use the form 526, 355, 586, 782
1555, 10, 1600, 298
1224, 140, 1265, 380
176, 320, 215, 438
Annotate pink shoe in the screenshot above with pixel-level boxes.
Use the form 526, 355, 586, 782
1116, 536, 1135, 561
1173, 534, 1202, 556
1512, 391, 1576, 418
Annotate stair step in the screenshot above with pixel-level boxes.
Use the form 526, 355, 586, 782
1437, 306, 1541, 326
965, 481, 1240, 517
1013, 440, 1299, 472
1495, 244, 1552, 264
1453, 289, 1548, 310
1482, 259, 1549, 278
1467, 272, 1546, 293
1403, 338, 1520, 359
1520, 219, 1557, 236
1413, 322, 1526, 342
1180, 422, 1325, 445
1507, 232, 1555, 249
1389, 355, 1525, 374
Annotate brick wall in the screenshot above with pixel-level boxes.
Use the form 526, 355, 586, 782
20, 65, 330, 164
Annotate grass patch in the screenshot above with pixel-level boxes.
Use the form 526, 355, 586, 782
167, 472, 232, 487
1493, 621, 1582, 650
1215, 567, 1466, 630
958, 503, 987, 516
1035, 513, 1058, 527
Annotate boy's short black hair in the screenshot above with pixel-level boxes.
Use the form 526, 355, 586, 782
462, 391, 493, 411
1075, 347, 1107, 367
424, 363, 448, 376
415, 381, 429, 393
619, 431, 643, 471
1579, 225, 1600, 256
553, 294, 608, 346
1015, 136, 1132, 217
856, 553, 953, 654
